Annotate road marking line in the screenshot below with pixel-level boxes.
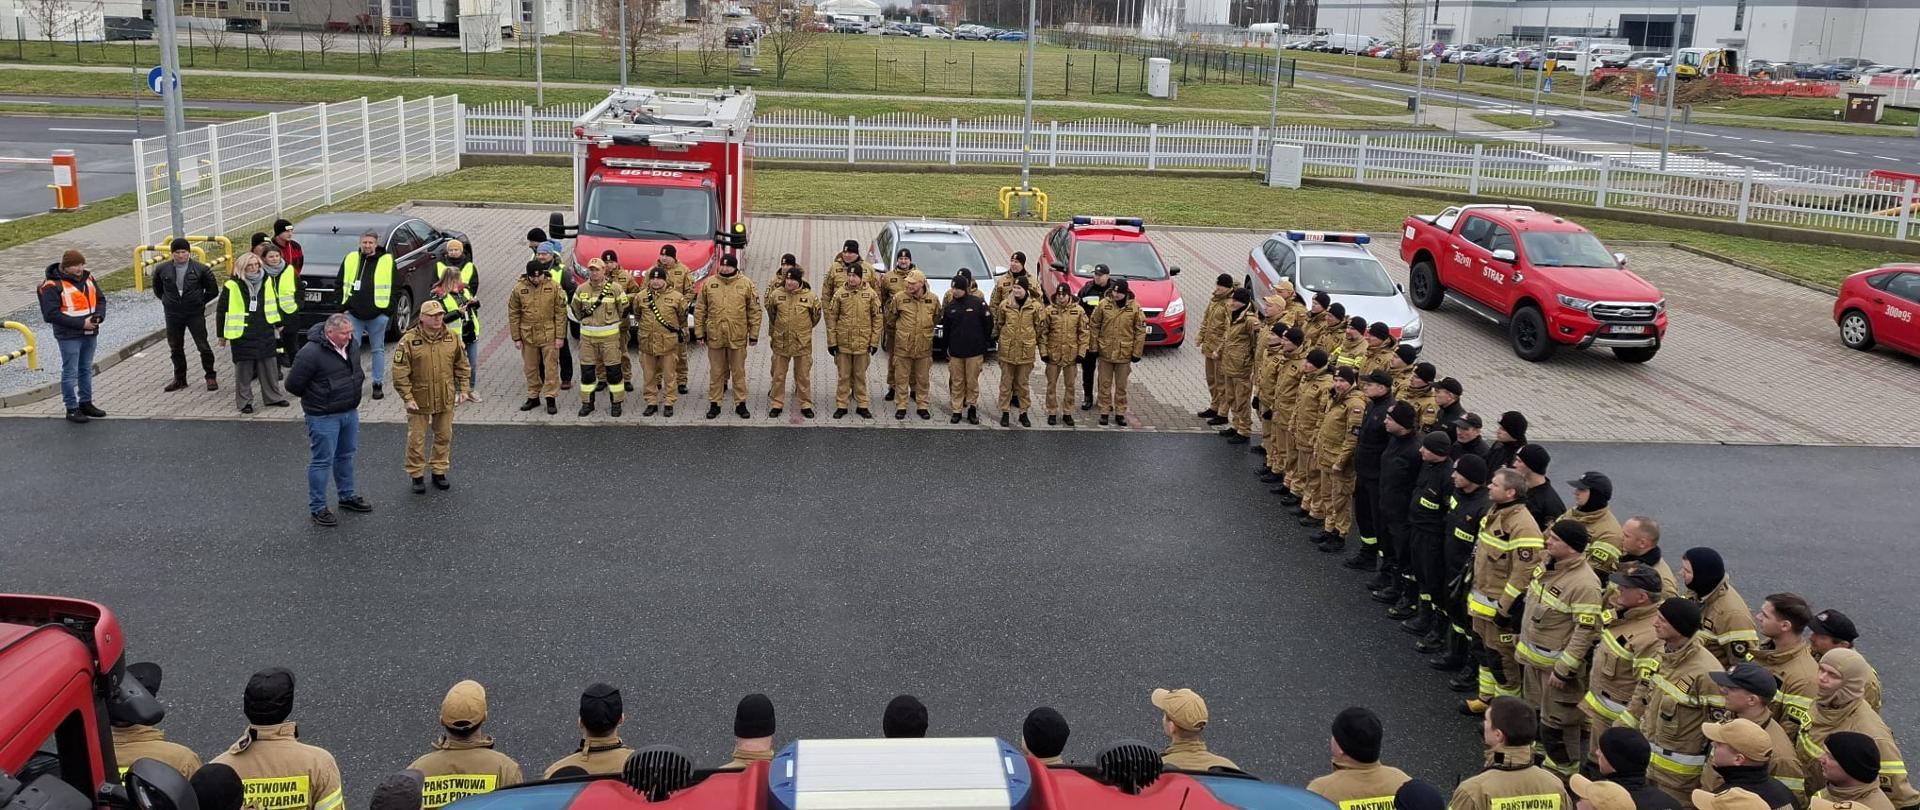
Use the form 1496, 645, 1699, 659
49, 126, 136, 133
1836, 150, 1860, 155
1722, 136, 1745, 141
5, 100, 51, 105
1874, 155, 1899, 160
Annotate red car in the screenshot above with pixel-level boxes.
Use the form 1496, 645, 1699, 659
1835, 264, 1920, 357
1039, 216, 1186, 347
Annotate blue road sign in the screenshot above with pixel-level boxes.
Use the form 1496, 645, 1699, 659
147, 66, 178, 96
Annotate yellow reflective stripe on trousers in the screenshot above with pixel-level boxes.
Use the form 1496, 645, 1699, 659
1337, 796, 1397, 810
422, 774, 499, 809
1468, 591, 1500, 618
1647, 742, 1707, 776
1489, 794, 1562, 810
580, 322, 621, 338
1584, 690, 1626, 721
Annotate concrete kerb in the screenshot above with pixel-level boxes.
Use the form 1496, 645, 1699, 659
0, 325, 168, 409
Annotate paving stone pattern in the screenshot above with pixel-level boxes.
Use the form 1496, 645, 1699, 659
11, 205, 1919, 446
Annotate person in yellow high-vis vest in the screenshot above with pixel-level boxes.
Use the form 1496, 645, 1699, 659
340, 230, 397, 400
433, 265, 482, 403
216, 253, 292, 413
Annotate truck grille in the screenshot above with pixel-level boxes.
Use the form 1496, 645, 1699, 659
1590, 303, 1657, 322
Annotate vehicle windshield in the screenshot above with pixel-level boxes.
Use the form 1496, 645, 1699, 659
299, 232, 370, 275
1521, 231, 1618, 267
900, 238, 990, 281
1072, 240, 1168, 280
1299, 255, 1398, 296
583, 185, 715, 241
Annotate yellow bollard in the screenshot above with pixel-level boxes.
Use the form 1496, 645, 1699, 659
135, 236, 233, 291
998, 186, 1049, 221
0, 321, 38, 370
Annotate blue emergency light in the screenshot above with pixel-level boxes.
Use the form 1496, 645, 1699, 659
1070, 215, 1147, 232
1285, 230, 1371, 244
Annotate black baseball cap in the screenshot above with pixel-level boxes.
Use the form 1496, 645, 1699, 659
1362, 370, 1393, 387
1709, 662, 1780, 700
1609, 567, 1663, 593
1572, 470, 1610, 491
1454, 413, 1483, 429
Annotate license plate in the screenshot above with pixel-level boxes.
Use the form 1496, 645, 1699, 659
303, 290, 325, 302
1610, 325, 1649, 335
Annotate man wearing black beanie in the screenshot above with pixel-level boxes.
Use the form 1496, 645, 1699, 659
1198, 273, 1239, 424
722, 694, 777, 769
191, 763, 246, 810
1020, 707, 1070, 766
543, 683, 633, 777
1387, 341, 1419, 391
1515, 444, 1565, 530
1433, 453, 1493, 693
1487, 410, 1529, 471
1334, 315, 1370, 370
1682, 547, 1760, 667
823, 239, 869, 305
1258, 325, 1309, 486
1396, 430, 1456, 642
1432, 377, 1465, 438
1596, 727, 1683, 810
1361, 321, 1398, 376
1281, 348, 1335, 510
1817, 732, 1888, 809
1403, 362, 1439, 432
210, 667, 344, 810
1516, 519, 1603, 776
1307, 366, 1368, 552
1560, 471, 1627, 575
1630, 598, 1726, 804
1371, 400, 1426, 606
1308, 707, 1413, 806
883, 694, 928, 738
1344, 370, 1398, 568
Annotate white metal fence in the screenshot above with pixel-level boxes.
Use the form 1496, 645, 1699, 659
135, 96, 462, 247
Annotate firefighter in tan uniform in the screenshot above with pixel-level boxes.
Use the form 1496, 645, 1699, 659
992, 251, 1037, 312
1197, 274, 1238, 425
1807, 611, 1881, 713
1583, 568, 1668, 764
1285, 350, 1334, 503
1452, 697, 1571, 810
1258, 327, 1307, 483
884, 269, 937, 420
827, 266, 882, 418
721, 695, 778, 770
1089, 280, 1147, 426
509, 260, 568, 415
652, 246, 696, 395
1216, 288, 1258, 443
1798, 649, 1916, 808
765, 267, 821, 418
1308, 366, 1365, 546
1556, 472, 1625, 576
391, 300, 470, 491
112, 663, 201, 780
212, 668, 345, 810
1151, 688, 1240, 772
1359, 322, 1398, 376
1300, 294, 1334, 350
597, 250, 640, 391
1701, 666, 1808, 800
694, 255, 761, 419
1465, 469, 1547, 711
570, 260, 630, 418
1681, 548, 1760, 668
1306, 707, 1412, 809
1619, 599, 1726, 807
407, 680, 523, 809
1403, 363, 1440, 433
822, 241, 868, 306
544, 684, 633, 778
1516, 520, 1606, 776
879, 249, 919, 402
1810, 731, 1904, 810
1039, 283, 1089, 427
634, 269, 687, 416
1333, 316, 1369, 370
1751, 594, 1820, 739
1386, 344, 1419, 395
994, 281, 1044, 427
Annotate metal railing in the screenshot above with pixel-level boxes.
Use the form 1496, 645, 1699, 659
133, 95, 463, 247
0, 322, 37, 371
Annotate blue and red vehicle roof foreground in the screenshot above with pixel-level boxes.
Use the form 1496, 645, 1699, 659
447, 737, 1334, 810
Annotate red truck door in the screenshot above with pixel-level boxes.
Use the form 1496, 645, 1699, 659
1449, 214, 1499, 307
1482, 222, 1522, 315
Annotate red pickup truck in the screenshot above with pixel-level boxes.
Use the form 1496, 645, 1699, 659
1400, 205, 1667, 362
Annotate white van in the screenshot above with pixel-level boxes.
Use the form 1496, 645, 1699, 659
1590, 43, 1633, 68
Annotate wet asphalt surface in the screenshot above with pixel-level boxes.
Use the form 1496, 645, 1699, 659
2, 418, 1916, 797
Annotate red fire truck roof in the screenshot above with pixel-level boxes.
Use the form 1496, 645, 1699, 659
572, 87, 754, 147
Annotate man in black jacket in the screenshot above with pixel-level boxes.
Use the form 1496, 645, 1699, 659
1438, 453, 1493, 693
284, 314, 373, 528
1486, 411, 1529, 472
152, 237, 220, 392
1074, 264, 1117, 411
1372, 401, 1423, 606
1345, 371, 1396, 573
940, 272, 994, 425
1398, 431, 1454, 639
1594, 728, 1683, 810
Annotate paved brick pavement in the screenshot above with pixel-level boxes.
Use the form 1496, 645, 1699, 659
11, 204, 1920, 446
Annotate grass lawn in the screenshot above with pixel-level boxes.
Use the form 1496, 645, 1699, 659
0, 193, 138, 253
0, 35, 1393, 112
335, 165, 1902, 289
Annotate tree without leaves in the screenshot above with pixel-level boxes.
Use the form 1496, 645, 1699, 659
312, 0, 346, 65
589, 0, 669, 77
22, 0, 98, 56
692, 21, 728, 76
358, 14, 395, 67
755, 2, 822, 81
1380, 0, 1419, 72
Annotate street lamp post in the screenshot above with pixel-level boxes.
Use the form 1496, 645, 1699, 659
619, 0, 629, 89
534, 0, 546, 106
154, 0, 187, 239
1016, 0, 1037, 215
1658, 0, 1681, 170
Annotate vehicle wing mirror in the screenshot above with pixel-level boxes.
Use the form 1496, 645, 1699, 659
1168, 266, 1182, 277
1490, 249, 1516, 263
107, 671, 164, 727
123, 758, 197, 810
1049, 261, 1068, 273
992, 265, 1009, 276
715, 222, 749, 250
1613, 252, 1628, 267
547, 211, 573, 240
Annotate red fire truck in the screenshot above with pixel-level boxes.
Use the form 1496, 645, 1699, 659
548, 87, 753, 288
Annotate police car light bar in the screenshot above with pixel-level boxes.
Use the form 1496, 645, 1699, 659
1285, 230, 1371, 244
1069, 215, 1147, 232
602, 158, 712, 171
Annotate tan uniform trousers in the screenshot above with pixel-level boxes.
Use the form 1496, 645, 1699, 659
1225, 375, 1252, 436
891, 354, 932, 408
1044, 360, 1075, 415
1096, 359, 1131, 415
707, 346, 748, 403
676, 340, 689, 388
1473, 615, 1523, 700
619, 324, 634, 387
949, 355, 984, 409
521, 342, 559, 399
405, 409, 453, 477
1265, 415, 1292, 473
1204, 356, 1224, 413
578, 333, 626, 403
998, 361, 1033, 412
835, 350, 872, 408
770, 353, 813, 410
640, 352, 677, 405
1316, 463, 1356, 533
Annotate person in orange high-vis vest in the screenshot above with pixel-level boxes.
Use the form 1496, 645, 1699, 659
39, 249, 106, 423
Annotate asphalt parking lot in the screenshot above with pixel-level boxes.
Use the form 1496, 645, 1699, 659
4, 419, 1914, 793
14, 207, 1920, 446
